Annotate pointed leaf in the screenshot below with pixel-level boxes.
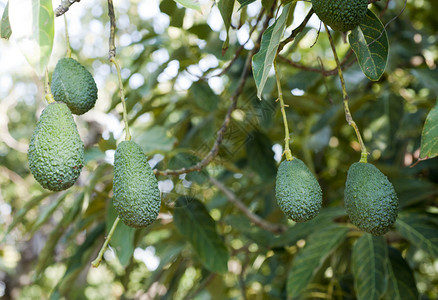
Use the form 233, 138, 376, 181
352, 234, 388, 300
173, 0, 200, 11
287, 225, 349, 298
8, 0, 54, 76
348, 9, 389, 81
1, 1, 11, 39
217, 0, 234, 52
395, 213, 438, 257
29, 191, 69, 235
420, 102, 438, 159
384, 247, 419, 300
173, 197, 229, 273
252, 3, 291, 99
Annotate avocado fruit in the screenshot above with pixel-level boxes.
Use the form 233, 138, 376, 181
51, 58, 98, 115
311, 0, 368, 32
344, 162, 398, 235
28, 102, 84, 191
113, 141, 161, 228
275, 158, 323, 222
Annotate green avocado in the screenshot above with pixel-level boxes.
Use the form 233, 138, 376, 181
344, 162, 398, 235
275, 158, 323, 222
311, 0, 368, 32
51, 58, 98, 115
113, 141, 161, 228
28, 102, 84, 191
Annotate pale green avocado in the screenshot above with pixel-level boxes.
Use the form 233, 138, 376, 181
113, 141, 161, 228
311, 0, 368, 32
344, 162, 398, 235
275, 158, 322, 222
51, 58, 98, 115
28, 102, 84, 191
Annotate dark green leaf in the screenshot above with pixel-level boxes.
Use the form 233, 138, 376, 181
384, 247, 419, 300
352, 234, 388, 300
224, 215, 276, 247
395, 213, 438, 257
189, 80, 220, 111
287, 225, 349, 298
272, 207, 346, 247
173, 197, 229, 273
237, 0, 256, 10
135, 126, 177, 152
245, 131, 276, 181
187, 24, 211, 40
252, 3, 291, 99
348, 9, 389, 81
0, 1, 11, 39
217, 0, 234, 52
420, 102, 438, 159
8, 0, 54, 75
108, 199, 136, 267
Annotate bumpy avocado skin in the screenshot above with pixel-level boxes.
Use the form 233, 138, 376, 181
344, 162, 398, 235
113, 141, 161, 228
51, 58, 98, 115
275, 158, 323, 222
28, 102, 84, 191
311, 0, 368, 32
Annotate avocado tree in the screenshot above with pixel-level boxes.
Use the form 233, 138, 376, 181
0, 0, 437, 299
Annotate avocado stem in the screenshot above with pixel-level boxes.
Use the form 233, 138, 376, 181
111, 58, 131, 141
274, 61, 294, 161
325, 25, 368, 161
44, 69, 55, 104
91, 216, 120, 268
64, 15, 72, 58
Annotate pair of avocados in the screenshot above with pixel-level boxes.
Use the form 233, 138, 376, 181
275, 157, 398, 236
28, 58, 160, 228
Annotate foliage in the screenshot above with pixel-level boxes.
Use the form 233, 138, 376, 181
0, 0, 437, 299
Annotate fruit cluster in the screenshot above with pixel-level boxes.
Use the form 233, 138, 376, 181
276, 157, 398, 235
28, 58, 161, 229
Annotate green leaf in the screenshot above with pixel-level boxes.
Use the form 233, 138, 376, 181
348, 9, 389, 81
29, 191, 70, 235
237, 0, 256, 10
189, 80, 220, 111
217, 0, 234, 52
245, 131, 276, 181
287, 225, 349, 298
135, 126, 177, 152
252, 3, 291, 99
173, 197, 229, 273
395, 213, 438, 257
173, 0, 200, 11
272, 207, 346, 247
8, 0, 54, 76
5, 192, 52, 236
384, 247, 419, 300
420, 102, 438, 159
352, 234, 388, 300
108, 199, 136, 267
1, 1, 11, 39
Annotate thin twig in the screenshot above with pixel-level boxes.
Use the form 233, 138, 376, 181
55, 0, 81, 17
277, 8, 314, 53
44, 69, 55, 104
325, 25, 367, 160
209, 177, 287, 234
91, 217, 120, 267
64, 15, 71, 58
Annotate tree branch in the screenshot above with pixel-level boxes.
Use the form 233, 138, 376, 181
209, 177, 287, 234
107, 0, 116, 59
277, 8, 314, 54
55, 0, 81, 17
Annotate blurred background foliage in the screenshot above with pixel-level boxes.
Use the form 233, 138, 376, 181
0, 0, 437, 299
